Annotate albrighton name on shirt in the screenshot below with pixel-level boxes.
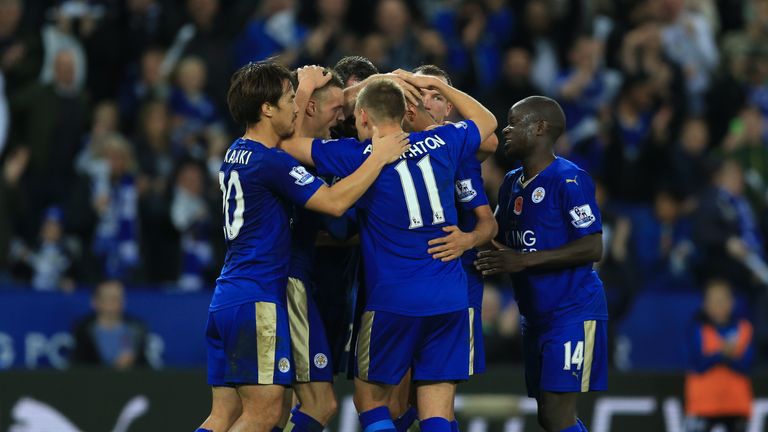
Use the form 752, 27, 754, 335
363, 134, 447, 160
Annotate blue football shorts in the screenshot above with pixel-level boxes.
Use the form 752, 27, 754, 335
206, 301, 293, 386
522, 319, 608, 398
286, 277, 334, 383
355, 309, 471, 384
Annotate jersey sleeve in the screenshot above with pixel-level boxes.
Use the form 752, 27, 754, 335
434, 120, 482, 163
266, 151, 325, 206
559, 170, 602, 238
455, 157, 488, 211
310, 137, 366, 178
494, 173, 515, 244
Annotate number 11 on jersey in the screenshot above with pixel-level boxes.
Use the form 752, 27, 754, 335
394, 155, 445, 229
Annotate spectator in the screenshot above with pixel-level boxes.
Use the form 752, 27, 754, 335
135, 100, 179, 284
557, 36, 619, 143
9, 49, 90, 238
9, 206, 76, 292
665, 117, 712, 201
693, 160, 767, 293
70, 280, 149, 369
118, 47, 169, 132
514, 0, 566, 96
430, 0, 514, 92
631, 189, 695, 287
555, 35, 620, 173
171, 0, 239, 113
482, 47, 540, 168
371, 0, 443, 71
604, 74, 669, 203
620, 22, 687, 116
297, 0, 355, 66
721, 108, 768, 210
0, 147, 28, 277
171, 160, 214, 291
685, 279, 753, 432
91, 134, 140, 282
122, 0, 181, 64
234, 0, 306, 67
168, 56, 222, 160
75, 100, 120, 181
660, 0, 719, 114
0, 0, 44, 96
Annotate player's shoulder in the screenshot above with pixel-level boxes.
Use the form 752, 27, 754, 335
547, 158, 593, 186
502, 167, 523, 187
314, 136, 367, 153
425, 120, 476, 136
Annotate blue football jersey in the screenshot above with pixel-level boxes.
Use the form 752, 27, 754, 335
495, 157, 608, 328
455, 157, 489, 308
311, 121, 482, 316
210, 138, 323, 311
288, 205, 323, 283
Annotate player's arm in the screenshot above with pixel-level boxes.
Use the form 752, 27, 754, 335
477, 134, 497, 162
279, 67, 332, 165
303, 131, 409, 217
428, 205, 497, 262
395, 71, 498, 151
294, 65, 332, 139
475, 234, 603, 275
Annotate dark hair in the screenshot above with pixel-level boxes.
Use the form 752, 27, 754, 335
413, 64, 452, 86
227, 61, 292, 127
357, 79, 406, 123
334, 56, 379, 85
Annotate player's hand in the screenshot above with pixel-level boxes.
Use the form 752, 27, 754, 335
373, 73, 421, 107
297, 65, 331, 90
428, 225, 475, 262
474, 240, 529, 275
370, 126, 410, 164
393, 69, 443, 92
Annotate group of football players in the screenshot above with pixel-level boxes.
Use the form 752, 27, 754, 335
196, 55, 609, 432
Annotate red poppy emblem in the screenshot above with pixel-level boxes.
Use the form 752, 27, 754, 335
513, 196, 523, 215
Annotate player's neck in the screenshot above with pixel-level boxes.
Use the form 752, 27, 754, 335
243, 123, 280, 148
372, 123, 403, 137
522, 152, 556, 181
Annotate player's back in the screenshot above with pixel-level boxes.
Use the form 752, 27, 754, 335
497, 157, 607, 328
312, 121, 482, 316
212, 138, 321, 311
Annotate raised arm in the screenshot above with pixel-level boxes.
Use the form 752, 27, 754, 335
294, 66, 332, 142
395, 71, 498, 151
342, 73, 422, 117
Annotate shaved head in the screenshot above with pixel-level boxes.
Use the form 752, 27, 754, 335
512, 96, 566, 141
502, 95, 565, 161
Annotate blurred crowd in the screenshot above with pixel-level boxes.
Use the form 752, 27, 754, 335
3, 0, 768, 366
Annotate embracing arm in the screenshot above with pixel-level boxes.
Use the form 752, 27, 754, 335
428, 205, 498, 262
302, 131, 410, 217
